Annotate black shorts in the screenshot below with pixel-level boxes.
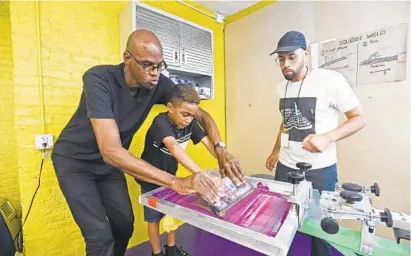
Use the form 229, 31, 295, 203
140, 184, 164, 223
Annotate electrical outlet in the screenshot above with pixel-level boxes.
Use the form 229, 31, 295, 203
34, 134, 54, 150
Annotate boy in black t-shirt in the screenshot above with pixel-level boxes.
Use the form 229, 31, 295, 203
137, 84, 216, 256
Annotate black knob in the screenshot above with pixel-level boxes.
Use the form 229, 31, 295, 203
287, 172, 304, 185
342, 183, 362, 192
380, 208, 393, 228
371, 183, 380, 197
296, 162, 312, 172
340, 191, 363, 204
321, 217, 339, 234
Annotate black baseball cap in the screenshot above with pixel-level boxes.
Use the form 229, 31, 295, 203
270, 31, 307, 56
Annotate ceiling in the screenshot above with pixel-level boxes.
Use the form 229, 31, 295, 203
194, 1, 260, 17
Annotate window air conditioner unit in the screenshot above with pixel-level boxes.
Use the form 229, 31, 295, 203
0, 197, 23, 256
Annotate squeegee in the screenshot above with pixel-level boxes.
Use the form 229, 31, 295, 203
201, 177, 255, 217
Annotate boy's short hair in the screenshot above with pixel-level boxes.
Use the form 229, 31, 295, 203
167, 84, 200, 105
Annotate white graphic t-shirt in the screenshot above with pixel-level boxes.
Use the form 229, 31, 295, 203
276, 68, 360, 170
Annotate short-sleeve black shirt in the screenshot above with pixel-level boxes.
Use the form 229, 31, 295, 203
52, 63, 174, 163
138, 112, 206, 191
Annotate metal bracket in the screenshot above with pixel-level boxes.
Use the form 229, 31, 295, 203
215, 12, 224, 23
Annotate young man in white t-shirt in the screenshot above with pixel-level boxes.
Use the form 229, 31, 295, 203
265, 31, 366, 256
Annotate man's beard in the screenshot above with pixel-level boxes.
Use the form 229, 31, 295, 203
284, 71, 297, 81
283, 63, 304, 81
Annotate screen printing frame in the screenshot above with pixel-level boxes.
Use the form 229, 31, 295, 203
139, 176, 313, 256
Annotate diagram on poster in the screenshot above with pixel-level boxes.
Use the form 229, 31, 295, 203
357, 24, 408, 86
316, 23, 408, 86
318, 40, 358, 86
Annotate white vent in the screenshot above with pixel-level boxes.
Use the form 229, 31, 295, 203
0, 200, 16, 222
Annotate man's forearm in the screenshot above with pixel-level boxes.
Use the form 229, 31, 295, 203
205, 142, 217, 158
272, 122, 283, 153
103, 147, 178, 188
196, 108, 222, 145
272, 132, 281, 154
196, 108, 244, 183
325, 116, 365, 142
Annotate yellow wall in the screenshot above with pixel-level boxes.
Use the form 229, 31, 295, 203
7, 1, 125, 255
0, 1, 20, 213
3, 1, 225, 255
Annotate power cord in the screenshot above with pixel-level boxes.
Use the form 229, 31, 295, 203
13, 142, 47, 248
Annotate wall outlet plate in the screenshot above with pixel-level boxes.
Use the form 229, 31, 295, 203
35, 134, 54, 150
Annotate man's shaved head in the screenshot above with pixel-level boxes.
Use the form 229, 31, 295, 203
125, 29, 162, 54
123, 29, 165, 90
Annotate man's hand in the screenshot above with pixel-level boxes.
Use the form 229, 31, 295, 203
266, 151, 279, 171
215, 147, 245, 186
302, 134, 332, 152
302, 107, 365, 153
194, 108, 245, 186
170, 172, 221, 203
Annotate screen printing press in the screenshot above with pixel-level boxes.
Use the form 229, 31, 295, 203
139, 163, 411, 256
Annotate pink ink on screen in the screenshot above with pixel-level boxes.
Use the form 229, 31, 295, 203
152, 182, 291, 237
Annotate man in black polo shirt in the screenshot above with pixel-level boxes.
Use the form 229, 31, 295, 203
51, 29, 244, 256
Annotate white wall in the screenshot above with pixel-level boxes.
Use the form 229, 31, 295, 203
315, 1, 410, 239
225, 0, 410, 240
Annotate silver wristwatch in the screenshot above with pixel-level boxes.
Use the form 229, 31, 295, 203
214, 142, 226, 149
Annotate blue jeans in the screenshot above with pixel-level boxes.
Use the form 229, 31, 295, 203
275, 161, 338, 256
140, 184, 165, 223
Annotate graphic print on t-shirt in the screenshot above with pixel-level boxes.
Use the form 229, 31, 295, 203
279, 97, 317, 142
153, 132, 192, 156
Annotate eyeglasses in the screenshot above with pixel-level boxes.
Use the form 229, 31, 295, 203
275, 50, 305, 65
126, 51, 167, 73
275, 55, 298, 65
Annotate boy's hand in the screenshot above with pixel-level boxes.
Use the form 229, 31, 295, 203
170, 172, 221, 203
215, 147, 245, 186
